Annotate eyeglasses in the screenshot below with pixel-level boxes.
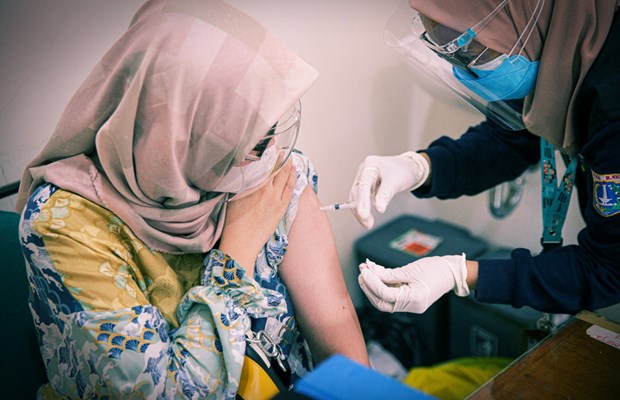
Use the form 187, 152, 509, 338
244, 100, 301, 170
418, 29, 495, 77
245, 124, 277, 161
410, 0, 510, 76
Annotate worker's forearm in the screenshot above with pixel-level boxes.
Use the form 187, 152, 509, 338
466, 260, 478, 289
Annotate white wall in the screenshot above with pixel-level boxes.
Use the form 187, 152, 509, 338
0, 0, 586, 307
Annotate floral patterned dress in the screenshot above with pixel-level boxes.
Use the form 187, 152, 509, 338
19, 152, 318, 399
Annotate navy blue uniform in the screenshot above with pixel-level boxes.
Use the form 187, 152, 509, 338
413, 15, 620, 314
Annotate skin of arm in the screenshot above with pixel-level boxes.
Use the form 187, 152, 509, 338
279, 185, 370, 367
420, 152, 432, 187
466, 260, 479, 289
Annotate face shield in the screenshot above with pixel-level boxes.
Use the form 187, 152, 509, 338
214, 100, 301, 194
385, 0, 544, 131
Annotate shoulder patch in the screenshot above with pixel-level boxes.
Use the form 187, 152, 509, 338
592, 171, 620, 217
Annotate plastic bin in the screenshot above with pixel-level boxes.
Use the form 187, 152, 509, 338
448, 293, 546, 358
354, 215, 489, 267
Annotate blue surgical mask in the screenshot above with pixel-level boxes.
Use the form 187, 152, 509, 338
452, 54, 539, 101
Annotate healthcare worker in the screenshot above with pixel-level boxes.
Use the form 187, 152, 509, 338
352, 0, 620, 315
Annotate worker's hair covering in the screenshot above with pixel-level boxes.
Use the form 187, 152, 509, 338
15, 0, 318, 253
409, 0, 619, 155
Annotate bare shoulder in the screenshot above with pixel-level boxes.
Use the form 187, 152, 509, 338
298, 182, 320, 208
288, 183, 334, 246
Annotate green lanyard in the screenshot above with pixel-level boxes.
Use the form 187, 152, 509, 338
540, 139, 578, 252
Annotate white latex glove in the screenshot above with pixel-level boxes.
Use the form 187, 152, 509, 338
348, 152, 430, 229
358, 254, 469, 314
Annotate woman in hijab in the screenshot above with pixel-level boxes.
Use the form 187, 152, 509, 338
16, 0, 368, 397
351, 0, 620, 315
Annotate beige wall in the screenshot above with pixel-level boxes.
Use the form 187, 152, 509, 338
0, 0, 586, 307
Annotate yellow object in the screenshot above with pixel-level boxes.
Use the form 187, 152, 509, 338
237, 355, 282, 400
402, 357, 512, 400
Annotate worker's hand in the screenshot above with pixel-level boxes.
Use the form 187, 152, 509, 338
358, 254, 469, 314
219, 159, 296, 273
348, 152, 430, 229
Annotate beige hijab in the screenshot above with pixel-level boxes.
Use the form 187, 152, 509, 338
15, 0, 318, 253
409, 0, 619, 155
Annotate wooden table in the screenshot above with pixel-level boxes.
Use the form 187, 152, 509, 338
467, 310, 620, 400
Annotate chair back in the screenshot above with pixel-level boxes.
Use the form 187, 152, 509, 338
0, 211, 48, 398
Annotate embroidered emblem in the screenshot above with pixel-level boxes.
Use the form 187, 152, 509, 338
592, 171, 620, 217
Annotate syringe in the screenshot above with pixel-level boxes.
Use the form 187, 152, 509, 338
320, 202, 355, 211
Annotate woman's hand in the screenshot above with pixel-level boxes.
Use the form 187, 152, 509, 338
219, 160, 296, 274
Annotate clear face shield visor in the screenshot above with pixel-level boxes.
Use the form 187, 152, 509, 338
216, 100, 301, 195
385, 0, 544, 131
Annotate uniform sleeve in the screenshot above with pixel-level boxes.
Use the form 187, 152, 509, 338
413, 120, 540, 199
19, 186, 287, 399
476, 121, 620, 313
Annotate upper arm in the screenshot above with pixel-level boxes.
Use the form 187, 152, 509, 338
278, 185, 368, 365
278, 185, 350, 321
